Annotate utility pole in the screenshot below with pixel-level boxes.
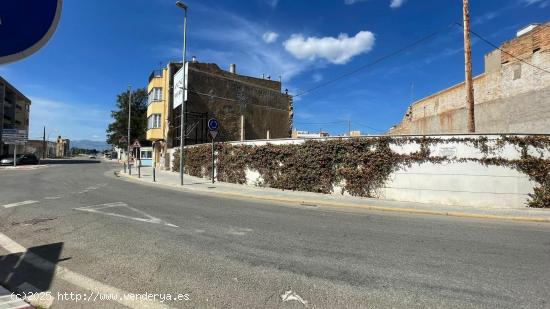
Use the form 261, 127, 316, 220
463, 0, 475, 133
348, 119, 351, 137
127, 85, 132, 166
42, 126, 46, 159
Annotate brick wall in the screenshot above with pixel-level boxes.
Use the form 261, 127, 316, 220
184, 63, 292, 142
390, 23, 550, 135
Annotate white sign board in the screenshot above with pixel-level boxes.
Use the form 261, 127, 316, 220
173, 62, 188, 109
2, 129, 28, 143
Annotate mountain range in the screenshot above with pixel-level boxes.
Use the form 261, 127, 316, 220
71, 140, 111, 151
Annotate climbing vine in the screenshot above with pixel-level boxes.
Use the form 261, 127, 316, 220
173, 135, 550, 208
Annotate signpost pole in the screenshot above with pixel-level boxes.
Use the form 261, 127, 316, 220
207, 118, 219, 184
211, 136, 215, 183
13, 145, 16, 167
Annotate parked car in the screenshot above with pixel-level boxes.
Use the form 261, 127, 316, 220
0, 154, 39, 166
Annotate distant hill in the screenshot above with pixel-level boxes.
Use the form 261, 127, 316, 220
71, 140, 111, 151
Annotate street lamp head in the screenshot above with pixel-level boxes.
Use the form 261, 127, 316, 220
176, 1, 187, 10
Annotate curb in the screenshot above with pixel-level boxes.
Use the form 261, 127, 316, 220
114, 171, 550, 224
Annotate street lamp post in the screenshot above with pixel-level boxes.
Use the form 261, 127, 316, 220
127, 85, 132, 173
176, 1, 188, 186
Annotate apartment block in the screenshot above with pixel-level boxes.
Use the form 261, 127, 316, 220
0, 76, 31, 155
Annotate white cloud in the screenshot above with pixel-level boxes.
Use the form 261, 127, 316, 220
312, 73, 323, 82
521, 0, 550, 6
390, 0, 406, 8
267, 0, 278, 8
163, 3, 309, 84
344, 0, 408, 8
262, 31, 279, 43
283, 31, 375, 64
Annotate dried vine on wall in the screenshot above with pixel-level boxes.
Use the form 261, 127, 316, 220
172, 136, 550, 208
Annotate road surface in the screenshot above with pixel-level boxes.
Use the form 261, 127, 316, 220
1, 160, 549, 308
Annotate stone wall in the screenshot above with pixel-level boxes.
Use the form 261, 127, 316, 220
390, 23, 550, 135
185, 63, 292, 142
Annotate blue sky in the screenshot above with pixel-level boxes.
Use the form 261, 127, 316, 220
0, 0, 548, 141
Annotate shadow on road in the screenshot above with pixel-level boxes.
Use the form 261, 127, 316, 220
41, 159, 100, 164
0, 242, 67, 293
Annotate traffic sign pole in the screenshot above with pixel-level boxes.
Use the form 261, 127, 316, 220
207, 118, 220, 184
211, 135, 215, 183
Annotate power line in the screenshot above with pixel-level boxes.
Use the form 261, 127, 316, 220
353, 121, 385, 134
453, 22, 550, 74
293, 24, 454, 97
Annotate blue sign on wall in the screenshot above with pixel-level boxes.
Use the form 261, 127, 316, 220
0, 0, 63, 64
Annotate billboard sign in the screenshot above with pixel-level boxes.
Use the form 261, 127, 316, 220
0, 0, 63, 64
173, 62, 188, 109
2, 129, 28, 144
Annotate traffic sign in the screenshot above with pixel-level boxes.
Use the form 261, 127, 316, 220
132, 140, 141, 148
0, 0, 63, 64
119, 136, 127, 143
208, 118, 219, 131
209, 130, 218, 139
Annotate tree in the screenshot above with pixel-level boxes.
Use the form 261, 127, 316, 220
106, 88, 149, 149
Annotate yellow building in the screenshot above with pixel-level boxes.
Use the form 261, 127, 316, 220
146, 63, 181, 169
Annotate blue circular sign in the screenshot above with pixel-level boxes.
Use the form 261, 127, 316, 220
0, 0, 63, 64
208, 118, 219, 131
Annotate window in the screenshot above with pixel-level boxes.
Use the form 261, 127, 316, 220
147, 114, 162, 129
141, 150, 152, 159
148, 88, 163, 104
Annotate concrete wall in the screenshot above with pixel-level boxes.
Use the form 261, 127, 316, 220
390, 23, 550, 135
174, 135, 549, 209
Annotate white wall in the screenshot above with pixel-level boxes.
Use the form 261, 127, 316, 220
172, 135, 549, 209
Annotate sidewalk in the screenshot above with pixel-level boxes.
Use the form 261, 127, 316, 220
117, 166, 550, 223
0, 286, 32, 309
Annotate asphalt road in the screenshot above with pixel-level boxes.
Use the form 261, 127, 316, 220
1, 160, 549, 308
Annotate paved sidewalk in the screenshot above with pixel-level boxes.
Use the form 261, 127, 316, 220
117, 165, 550, 223
0, 286, 32, 309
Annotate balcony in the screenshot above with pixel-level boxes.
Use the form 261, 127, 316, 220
146, 128, 163, 141
148, 70, 163, 83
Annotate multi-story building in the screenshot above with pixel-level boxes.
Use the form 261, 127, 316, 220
0, 76, 31, 155
146, 60, 293, 169
390, 22, 550, 135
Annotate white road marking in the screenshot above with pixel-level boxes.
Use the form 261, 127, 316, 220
281, 290, 308, 305
0, 232, 171, 309
74, 202, 178, 228
44, 196, 61, 200
227, 228, 254, 236
2, 200, 39, 209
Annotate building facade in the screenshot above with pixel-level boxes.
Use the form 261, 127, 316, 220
146, 61, 293, 169
0, 76, 31, 155
56, 136, 70, 157
390, 22, 550, 135
26, 140, 56, 158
